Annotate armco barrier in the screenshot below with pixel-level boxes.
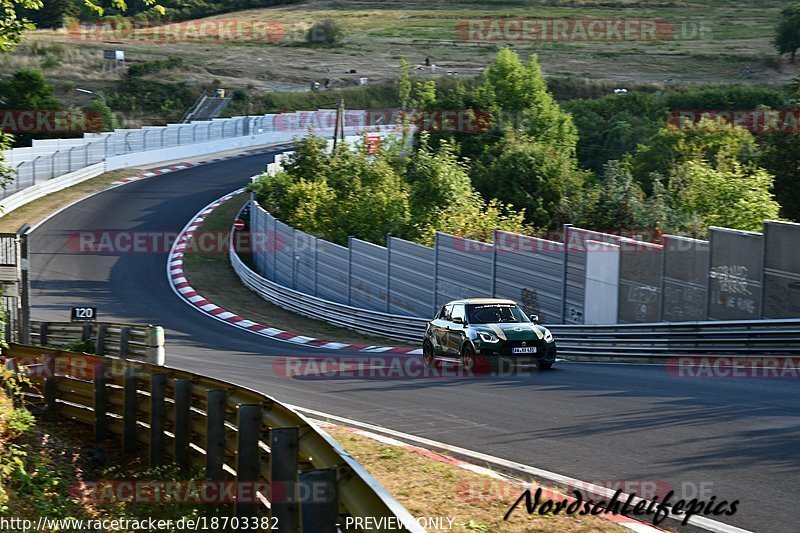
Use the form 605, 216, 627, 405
4, 343, 424, 532
549, 320, 800, 359
0, 162, 106, 213
232, 247, 427, 343
31, 321, 163, 363
231, 216, 800, 357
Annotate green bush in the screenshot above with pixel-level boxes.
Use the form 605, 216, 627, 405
306, 18, 346, 45
127, 56, 184, 79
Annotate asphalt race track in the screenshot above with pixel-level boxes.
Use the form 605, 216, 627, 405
29, 151, 799, 532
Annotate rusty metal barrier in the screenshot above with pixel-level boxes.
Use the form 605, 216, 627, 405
3, 343, 424, 533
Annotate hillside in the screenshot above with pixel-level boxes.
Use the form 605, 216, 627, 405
0, 0, 795, 115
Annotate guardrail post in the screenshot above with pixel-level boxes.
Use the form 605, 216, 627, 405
95, 324, 107, 355
3, 358, 18, 401
39, 321, 49, 346
145, 325, 165, 365
491, 229, 498, 298
270, 427, 299, 532
119, 327, 130, 359
123, 366, 138, 454
81, 324, 92, 342
205, 390, 227, 480
149, 374, 167, 466
561, 224, 573, 323
43, 354, 57, 413
385, 237, 391, 313
299, 469, 338, 533
347, 236, 353, 306
235, 404, 262, 524
432, 232, 439, 315
173, 379, 191, 472
93, 361, 108, 441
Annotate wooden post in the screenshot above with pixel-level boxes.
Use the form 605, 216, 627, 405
40, 322, 49, 346
95, 324, 107, 356
173, 379, 191, 472
235, 404, 262, 524
149, 374, 167, 466
93, 361, 108, 441
270, 427, 299, 533
205, 390, 227, 480
123, 366, 137, 454
299, 468, 338, 533
43, 354, 57, 413
119, 327, 130, 359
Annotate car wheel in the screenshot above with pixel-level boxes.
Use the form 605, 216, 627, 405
540, 362, 553, 370
422, 341, 437, 368
461, 344, 488, 373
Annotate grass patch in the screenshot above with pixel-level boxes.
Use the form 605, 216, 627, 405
181, 192, 417, 347
0, 169, 146, 232
324, 425, 628, 532
0, 387, 229, 529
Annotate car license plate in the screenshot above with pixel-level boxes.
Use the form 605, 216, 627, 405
512, 347, 537, 354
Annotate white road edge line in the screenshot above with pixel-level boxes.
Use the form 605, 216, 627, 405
288, 404, 753, 533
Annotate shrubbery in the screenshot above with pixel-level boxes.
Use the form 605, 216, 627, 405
249, 133, 526, 246
306, 18, 346, 46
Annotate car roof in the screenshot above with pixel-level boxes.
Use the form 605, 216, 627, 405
444, 298, 517, 306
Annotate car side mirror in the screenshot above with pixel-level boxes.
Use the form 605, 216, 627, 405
452, 317, 464, 325
529, 314, 539, 323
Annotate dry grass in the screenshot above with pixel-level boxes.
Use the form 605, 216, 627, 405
181, 192, 418, 347
2, 0, 794, 111
0, 168, 145, 233
325, 425, 629, 533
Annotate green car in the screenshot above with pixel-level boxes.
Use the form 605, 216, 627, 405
422, 298, 557, 371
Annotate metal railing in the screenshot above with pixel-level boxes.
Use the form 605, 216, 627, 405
31, 321, 163, 362
1, 110, 383, 201
232, 248, 426, 343
231, 232, 800, 358
4, 343, 424, 532
549, 319, 800, 359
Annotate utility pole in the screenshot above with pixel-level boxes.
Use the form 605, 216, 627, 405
17, 224, 30, 344
332, 98, 345, 150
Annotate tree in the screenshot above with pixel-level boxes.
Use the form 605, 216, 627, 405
306, 18, 345, 45
564, 92, 666, 174
1, 0, 44, 189
250, 134, 410, 246
760, 130, 800, 221
459, 50, 584, 227
775, 3, 800, 63
629, 117, 760, 193
481, 48, 579, 149
471, 130, 585, 228
405, 136, 525, 245
671, 157, 781, 236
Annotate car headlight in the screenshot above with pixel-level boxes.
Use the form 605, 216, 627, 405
543, 329, 553, 343
478, 332, 499, 343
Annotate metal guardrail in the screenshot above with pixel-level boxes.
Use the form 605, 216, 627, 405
31, 321, 164, 362
3, 343, 424, 532
549, 319, 800, 358
232, 248, 427, 344
231, 227, 800, 358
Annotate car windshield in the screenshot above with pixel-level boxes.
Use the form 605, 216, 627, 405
467, 304, 530, 324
